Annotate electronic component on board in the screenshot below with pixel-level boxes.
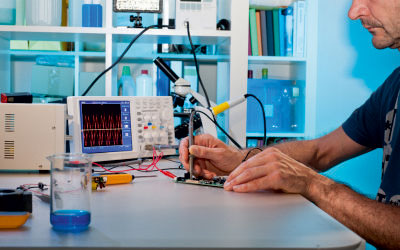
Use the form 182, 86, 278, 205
175, 175, 227, 188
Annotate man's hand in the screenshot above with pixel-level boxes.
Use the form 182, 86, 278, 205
178, 134, 243, 179
224, 147, 322, 195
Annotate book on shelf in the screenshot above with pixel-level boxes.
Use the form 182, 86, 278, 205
279, 9, 286, 57
248, 24, 252, 56
266, 10, 275, 56
272, 9, 280, 57
283, 6, 294, 57
255, 10, 263, 56
294, 0, 306, 57
249, 0, 295, 9
260, 11, 269, 56
249, 8, 259, 56
248, 1, 305, 58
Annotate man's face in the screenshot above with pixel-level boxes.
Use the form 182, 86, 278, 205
348, 0, 400, 50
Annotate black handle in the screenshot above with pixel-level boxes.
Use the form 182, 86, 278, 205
153, 57, 180, 83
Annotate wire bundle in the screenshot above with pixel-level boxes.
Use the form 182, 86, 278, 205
93, 147, 177, 179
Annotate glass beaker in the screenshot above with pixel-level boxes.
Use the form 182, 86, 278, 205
47, 153, 92, 232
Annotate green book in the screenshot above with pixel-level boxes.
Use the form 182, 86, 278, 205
249, 8, 259, 56
272, 9, 280, 56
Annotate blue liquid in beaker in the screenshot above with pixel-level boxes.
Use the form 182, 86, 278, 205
51, 210, 91, 232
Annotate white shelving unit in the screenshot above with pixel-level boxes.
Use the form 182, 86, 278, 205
0, 0, 249, 146
247, 0, 318, 140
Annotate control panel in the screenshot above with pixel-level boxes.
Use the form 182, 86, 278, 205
132, 97, 175, 148
67, 96, 176, 162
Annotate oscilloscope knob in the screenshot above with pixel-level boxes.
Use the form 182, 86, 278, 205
144, 115, 151, 121
151, 131, 160, 139
160, 131, 168, 139
144, 132, 152, 142
160, 108, 171, 122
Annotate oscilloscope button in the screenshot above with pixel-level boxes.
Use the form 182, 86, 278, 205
151, 132, 159, 139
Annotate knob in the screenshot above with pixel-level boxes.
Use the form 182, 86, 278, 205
151, 131, 160, 139
160, 108, 172, 121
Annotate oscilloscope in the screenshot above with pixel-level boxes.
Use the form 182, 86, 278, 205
67, 96, 176, 162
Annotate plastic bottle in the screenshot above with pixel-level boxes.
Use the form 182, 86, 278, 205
118, 66, 135, 96
82, 0, 103, 27
248, 70, 253, 79
25, 0, 62, 26
262, 68, 268, 79
0, 0, 16, 25
136, 70, 153, 96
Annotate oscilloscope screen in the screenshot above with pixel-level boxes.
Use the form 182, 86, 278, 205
81, 103, 123, 147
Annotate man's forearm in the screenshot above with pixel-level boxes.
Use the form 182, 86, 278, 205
306, 175, 400, 249
245, 127, 370, 172
272, 139, 321, 170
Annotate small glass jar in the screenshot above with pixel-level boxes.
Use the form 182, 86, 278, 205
47, 153, 92, 232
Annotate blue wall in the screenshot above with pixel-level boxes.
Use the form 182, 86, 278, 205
316, 0, 400, 198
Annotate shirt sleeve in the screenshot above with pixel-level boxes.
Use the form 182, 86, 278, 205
342, 67, 400, 149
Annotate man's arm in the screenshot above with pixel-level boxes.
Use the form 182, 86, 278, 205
264, 126, 371, 171
307, 175, 400, 249
224, 127, 400, 248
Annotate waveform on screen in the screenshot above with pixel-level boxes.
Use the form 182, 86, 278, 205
81, 104, 123, 147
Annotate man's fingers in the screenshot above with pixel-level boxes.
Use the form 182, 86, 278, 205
179, 137, 189, 166
224, 164, 275, 190
231, 176, 271, 193
189, 145, 226, 161
226, 148, 283, 183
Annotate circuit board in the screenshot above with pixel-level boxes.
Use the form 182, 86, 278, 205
175, 176, 227, 188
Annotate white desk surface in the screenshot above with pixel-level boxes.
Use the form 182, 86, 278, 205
0, 160, 365, 250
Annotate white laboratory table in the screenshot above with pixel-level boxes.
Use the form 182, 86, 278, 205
0, 160, 365, 250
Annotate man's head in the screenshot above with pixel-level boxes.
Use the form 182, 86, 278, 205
349, 0, 400, 50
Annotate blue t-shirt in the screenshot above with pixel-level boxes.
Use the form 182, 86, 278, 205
342, 67, 400, 205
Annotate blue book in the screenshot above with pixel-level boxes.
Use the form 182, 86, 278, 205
279, 8, 286, 56
265, 10, 274, 56
282, 7, 294, 57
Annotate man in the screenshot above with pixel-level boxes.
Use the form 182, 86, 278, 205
179, 0, 400, 248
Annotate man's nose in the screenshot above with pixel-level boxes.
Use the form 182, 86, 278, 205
348, 0, 369, 20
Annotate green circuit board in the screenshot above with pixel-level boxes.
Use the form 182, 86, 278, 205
175, 176, 226, 188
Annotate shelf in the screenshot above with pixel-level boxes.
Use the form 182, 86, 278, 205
121, 53, 230, 62
0, 25, 231, 45
246, 132, 306, 138
0, 26, 106, 42
10, 50, 105, 58
248, 56, 306, 64
111, 28, 232, 45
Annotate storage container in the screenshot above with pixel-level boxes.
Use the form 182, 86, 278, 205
0, 0, 16, 25
25, 0, 61, 26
